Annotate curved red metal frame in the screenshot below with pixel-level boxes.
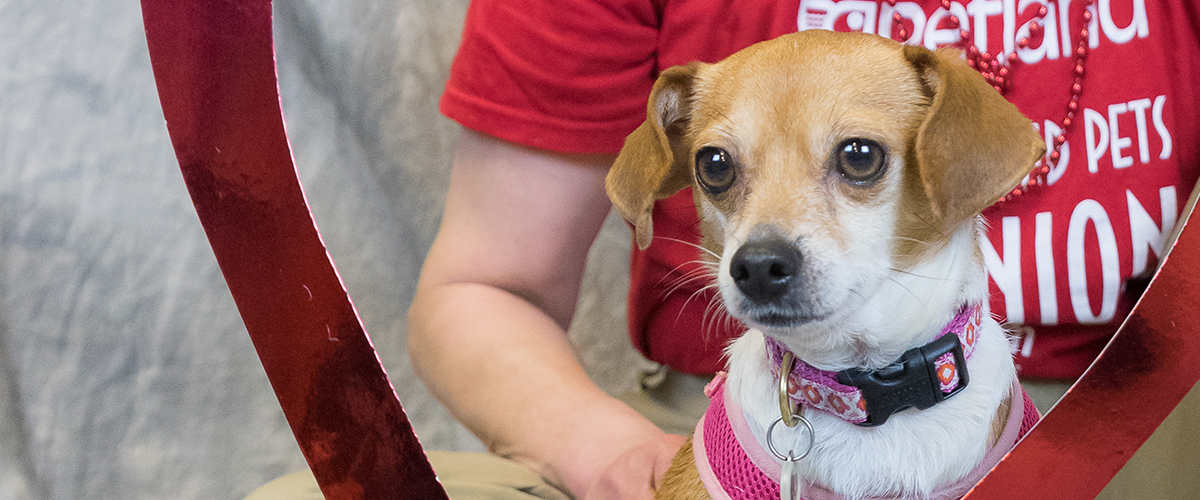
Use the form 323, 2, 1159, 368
140, 0, 1200, 498
141, 1, 447, 498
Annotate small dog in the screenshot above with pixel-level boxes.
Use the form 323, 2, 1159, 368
607, 31, 1045, 499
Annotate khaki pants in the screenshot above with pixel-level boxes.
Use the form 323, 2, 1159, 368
244, 451, 571, 500
248, 372, 1200, 499
244, 368, 708, 500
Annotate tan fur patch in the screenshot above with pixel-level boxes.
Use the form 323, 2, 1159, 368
989, 392, 1014, 446
655, 437, 711, 500
893, 140, 951, 269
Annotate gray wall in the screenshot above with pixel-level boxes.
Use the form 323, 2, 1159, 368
0, 1, 650, 498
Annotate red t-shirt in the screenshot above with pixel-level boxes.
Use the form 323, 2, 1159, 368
440, 0, 1200, 379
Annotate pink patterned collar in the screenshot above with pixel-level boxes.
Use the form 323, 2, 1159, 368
692, 373, 1039, 500
764, 303, 984, 426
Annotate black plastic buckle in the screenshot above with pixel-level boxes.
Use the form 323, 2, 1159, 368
836, 333, 969, 427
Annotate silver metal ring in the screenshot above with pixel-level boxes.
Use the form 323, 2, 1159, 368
766, 414, 815, 462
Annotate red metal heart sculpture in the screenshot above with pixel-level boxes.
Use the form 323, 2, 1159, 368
141, 1, 447, 498
141, 0, 1200, 498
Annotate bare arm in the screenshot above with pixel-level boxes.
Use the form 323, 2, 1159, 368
408, 130, 682, 498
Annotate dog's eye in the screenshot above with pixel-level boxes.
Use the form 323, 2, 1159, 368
836, 138, 886, 184
695, 147, 736, 194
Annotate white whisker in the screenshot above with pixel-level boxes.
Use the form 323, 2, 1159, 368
888, 267, 955, 283
885, 275, 930, 315
654, 235, 722, 260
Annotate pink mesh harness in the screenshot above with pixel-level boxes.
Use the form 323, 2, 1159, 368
693, 374, 1039, 500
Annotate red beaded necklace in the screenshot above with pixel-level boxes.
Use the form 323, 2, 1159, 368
883, 0, 1096, 202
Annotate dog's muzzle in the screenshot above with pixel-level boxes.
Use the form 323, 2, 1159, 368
727, 233, 827, 327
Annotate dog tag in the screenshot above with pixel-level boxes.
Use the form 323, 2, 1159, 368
780, 458, 801, 500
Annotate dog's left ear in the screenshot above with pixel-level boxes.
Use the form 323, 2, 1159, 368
904, 46, 1047, 223
606, 63, 703, 250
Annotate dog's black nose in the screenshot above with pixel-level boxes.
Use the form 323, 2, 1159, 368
730, 236, 803, 303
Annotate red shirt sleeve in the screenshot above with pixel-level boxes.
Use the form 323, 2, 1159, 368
440, 0, 663, 154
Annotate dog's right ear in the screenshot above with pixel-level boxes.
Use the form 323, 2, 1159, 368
903, 46, 1045, 225
606, 63, 702, 250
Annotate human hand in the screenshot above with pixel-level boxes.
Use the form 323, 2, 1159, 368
581, 432, 687, 500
